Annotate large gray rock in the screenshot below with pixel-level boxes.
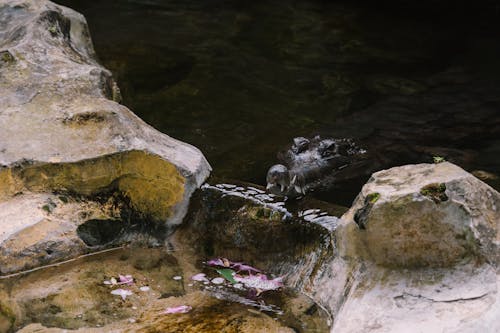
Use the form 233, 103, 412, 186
0, 0, 211, 275
327, 162, 500, 333
340, 162, 499, 268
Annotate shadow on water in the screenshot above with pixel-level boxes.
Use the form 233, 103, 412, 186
55, 0, 500, 205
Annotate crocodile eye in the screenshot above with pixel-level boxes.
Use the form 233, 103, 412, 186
292, 137, 310, 154
318, 139, 337, 157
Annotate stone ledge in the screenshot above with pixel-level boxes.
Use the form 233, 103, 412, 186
0, 0, 211, 274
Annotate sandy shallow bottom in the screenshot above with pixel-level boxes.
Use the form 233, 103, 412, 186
0, 246, 330, 333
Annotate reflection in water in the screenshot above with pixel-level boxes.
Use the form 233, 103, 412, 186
205, 182, 341, 231
0, 247, 330, 332
56, 0, 500, 205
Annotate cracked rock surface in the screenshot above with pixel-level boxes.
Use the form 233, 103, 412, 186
0, 0, 210, 275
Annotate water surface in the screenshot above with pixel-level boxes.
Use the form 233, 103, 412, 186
1, 247, 330, 332
56, 0, 500, 204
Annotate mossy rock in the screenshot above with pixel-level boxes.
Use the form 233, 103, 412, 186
0, 50, 15, 65
420, 183, 448, 204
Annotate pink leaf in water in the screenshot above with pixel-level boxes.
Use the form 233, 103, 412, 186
118, 274, 134, 285
207, 258, 230, 267
207, 258, 223, 266
207, 258, 260, 274
161, 305, 192, 314
111, 288, 133, 300
230, 262, 261, 274
191, 273, 208, 282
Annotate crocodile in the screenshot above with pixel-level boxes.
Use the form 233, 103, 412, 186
266, 136, 366, 197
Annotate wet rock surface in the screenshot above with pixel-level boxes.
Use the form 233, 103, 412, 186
175, 182, 346, 281
0, 0, 210, 275
173, 182, 357, 330
0, 193, 117, 275
2, 1, 500, 332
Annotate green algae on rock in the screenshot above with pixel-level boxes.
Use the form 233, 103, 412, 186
420, 182, 448, 203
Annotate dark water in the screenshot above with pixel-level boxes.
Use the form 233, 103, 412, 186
56, 0, 500, 205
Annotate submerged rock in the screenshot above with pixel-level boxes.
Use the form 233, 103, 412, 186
173, 181, 352, 329
0, 0, 210, 275
175, 182, 341, 277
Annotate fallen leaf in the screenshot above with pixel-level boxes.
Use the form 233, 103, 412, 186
111, 288, 133, 300
161, 305, 192, 314
230, 262, 261, 274
207, 258, 225, 267
119, 274, 134, 285
191, 273, 208, 282
216, 268, 237, 284
211, 277, 225, 285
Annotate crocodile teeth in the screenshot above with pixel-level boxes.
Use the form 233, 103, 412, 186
290, 175, 297, 185
280, 184, 286, 192
266, 183, 273, 190
295, 185, 306, 195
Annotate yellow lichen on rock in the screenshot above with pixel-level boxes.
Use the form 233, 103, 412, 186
0, 151, 185, 222
117, 151, 185, 220
0, 168, 22, 201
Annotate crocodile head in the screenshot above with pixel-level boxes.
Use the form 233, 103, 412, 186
266, 136, 366, 197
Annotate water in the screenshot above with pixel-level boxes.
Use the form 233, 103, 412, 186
0, 247, 330, 332
54, 0, 500, 206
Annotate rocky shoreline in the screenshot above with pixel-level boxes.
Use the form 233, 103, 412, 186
1, 1, 499, 332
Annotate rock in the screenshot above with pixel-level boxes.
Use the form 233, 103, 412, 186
0, 193, 149, 275
340, 162, 499, 268
0, 0, 210, 275
170, 181, 361, 330
331, 263, 499, 333
327, 162, 500, 333
174, 182, 345, 279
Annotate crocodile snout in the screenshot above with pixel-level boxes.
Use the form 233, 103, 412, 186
266, 164, 290, 194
